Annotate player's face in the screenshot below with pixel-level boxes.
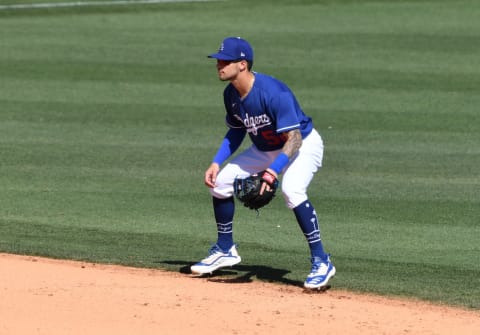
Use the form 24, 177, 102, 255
216, 59, 243, 81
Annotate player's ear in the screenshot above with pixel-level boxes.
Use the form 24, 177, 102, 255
238, 60, 248, 71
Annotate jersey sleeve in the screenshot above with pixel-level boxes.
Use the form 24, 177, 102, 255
223, 86, 244, 128
225, 113, 243, 128
270, 92, 301, 133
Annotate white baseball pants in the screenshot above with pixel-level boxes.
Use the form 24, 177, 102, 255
210, 128, 324, 209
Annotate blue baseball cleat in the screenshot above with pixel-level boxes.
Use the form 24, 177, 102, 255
191, 244, 241, 275
304, 255, 336, 289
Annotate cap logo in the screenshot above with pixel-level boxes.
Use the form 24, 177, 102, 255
240, 52, 245, 57
219, 42, 225, 52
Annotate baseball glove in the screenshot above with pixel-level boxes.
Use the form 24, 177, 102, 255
233, 170, 279, 210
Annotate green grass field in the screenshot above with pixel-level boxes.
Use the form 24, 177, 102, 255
1, 0, 479, 309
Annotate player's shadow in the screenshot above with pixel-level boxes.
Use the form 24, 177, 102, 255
159, 260, 303, 287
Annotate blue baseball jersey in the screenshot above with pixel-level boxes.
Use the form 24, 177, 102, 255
223, 72, 313, 151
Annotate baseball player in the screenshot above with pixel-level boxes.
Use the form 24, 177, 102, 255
191, 37, 335, 289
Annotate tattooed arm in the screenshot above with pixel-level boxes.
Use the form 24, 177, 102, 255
281, 129, 302, 158
265, 129, 302, 179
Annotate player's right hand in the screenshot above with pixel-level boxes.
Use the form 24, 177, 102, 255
259, 169, 278, 195
204, 163, 220, 188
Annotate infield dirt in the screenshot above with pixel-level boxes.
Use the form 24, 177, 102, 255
1, 253, 478, 335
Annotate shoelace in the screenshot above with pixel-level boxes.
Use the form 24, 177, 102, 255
208, 245, 223, 255
310, 258, 328, 274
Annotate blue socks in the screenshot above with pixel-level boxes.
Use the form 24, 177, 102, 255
213, 196, 234, 252
213, 197, 327, 260
293, 200, 328, 261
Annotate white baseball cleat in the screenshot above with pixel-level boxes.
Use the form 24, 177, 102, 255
191, 244, 241, 275
304, 255, 336, 289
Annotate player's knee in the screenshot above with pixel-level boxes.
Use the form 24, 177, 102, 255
281, 183, 307, 209
209, 174, 234, 199
282, 192, 308, 209
209, 183, 232, 199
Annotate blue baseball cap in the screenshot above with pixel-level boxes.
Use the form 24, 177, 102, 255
208, 37, 254, 62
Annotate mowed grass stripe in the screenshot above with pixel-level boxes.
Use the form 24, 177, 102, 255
3, 59, 480, 93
